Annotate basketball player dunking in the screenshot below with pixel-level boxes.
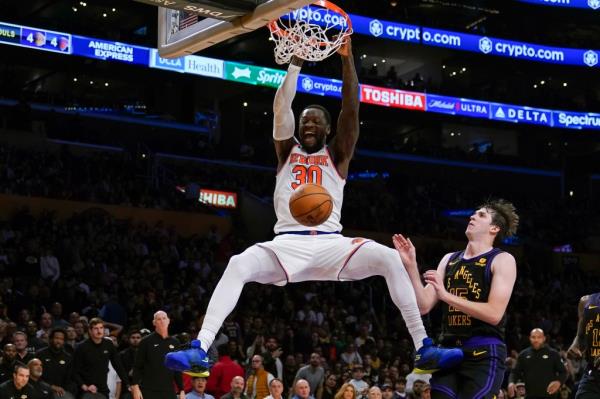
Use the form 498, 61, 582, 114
165, 38, 462, 376
394, 200, 519, 398
567, 292, 600, 398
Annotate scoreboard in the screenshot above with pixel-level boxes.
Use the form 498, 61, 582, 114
0, 22, 71, 54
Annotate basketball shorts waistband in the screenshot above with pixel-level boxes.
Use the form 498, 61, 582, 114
276, 230, 341, 236
442, 336, 504, 348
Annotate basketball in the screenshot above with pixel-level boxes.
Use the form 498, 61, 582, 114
289, 183, 333, 227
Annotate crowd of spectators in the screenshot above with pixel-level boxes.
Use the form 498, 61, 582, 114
0, 189, 597, 398
2, 142, 599, 253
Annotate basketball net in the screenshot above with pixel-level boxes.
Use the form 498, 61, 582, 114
268, 0, 352, 64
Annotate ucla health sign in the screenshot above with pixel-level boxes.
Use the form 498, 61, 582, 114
148, 50, 223, 77
297, 75, 342, 97
72, 36, 149, 65
517, 0, 600, 9
184, 55, 224, 78
149, 49, 185, 73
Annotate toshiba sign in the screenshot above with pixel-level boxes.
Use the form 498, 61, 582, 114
199, 189, 238, 209
361, 85, 426, 111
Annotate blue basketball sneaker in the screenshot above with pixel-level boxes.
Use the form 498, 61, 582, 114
164, 339, 211, 377
413, 338, 463, 374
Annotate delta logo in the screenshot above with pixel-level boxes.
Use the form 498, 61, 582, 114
199, 189, 238, 209
361, 85, 425, 111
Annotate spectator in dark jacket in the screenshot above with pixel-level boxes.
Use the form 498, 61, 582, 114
0, 363, 38, 399
508, 329, 566, 398
72, 318, 129, 399
27, 358, 52, 398
35, 328, 75, 398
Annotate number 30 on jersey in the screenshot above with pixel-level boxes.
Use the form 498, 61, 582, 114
291, 165, 322, 189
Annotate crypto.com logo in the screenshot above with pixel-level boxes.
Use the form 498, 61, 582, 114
301, 77, 314, 92
369, 19, 383, 37
479, 37, 493, 54
583, 50, 598, 67
588, 0, 600, 10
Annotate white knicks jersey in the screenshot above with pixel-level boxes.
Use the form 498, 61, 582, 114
274, 144, 345, 234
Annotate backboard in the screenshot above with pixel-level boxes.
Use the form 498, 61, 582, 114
152, 0, 314, 58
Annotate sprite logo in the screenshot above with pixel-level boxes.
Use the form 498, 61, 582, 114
225, 62, 285, 88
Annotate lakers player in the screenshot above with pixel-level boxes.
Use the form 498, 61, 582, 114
568, 293, 600, 398
165, 38, 462, 376
394, 200, 519, 398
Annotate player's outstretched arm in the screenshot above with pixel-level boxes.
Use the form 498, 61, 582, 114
424, 252, 517, 325
273, 56, 304, 170
567, 295, 588, 359
330, 38, 359, 179
393, 234, 444, 314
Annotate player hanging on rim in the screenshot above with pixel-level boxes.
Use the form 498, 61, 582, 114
165, 37, 462, 376
394, 200, 519, 398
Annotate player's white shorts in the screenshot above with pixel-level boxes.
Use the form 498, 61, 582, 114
256, 233, 372, 285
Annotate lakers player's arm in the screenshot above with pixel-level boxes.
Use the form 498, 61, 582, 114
567, 295, 589, 359
424, 252, 516, 325
273, 56, 304, 170
393, 234, 449, 314
329, 38, 359, 179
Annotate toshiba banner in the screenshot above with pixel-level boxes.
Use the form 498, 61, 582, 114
199, 189, 238, 208
360, 85, 426, 111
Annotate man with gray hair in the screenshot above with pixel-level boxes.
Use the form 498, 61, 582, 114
27, 358, 52, 398
131, 311, 185, 399
12, 331, 33, 364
